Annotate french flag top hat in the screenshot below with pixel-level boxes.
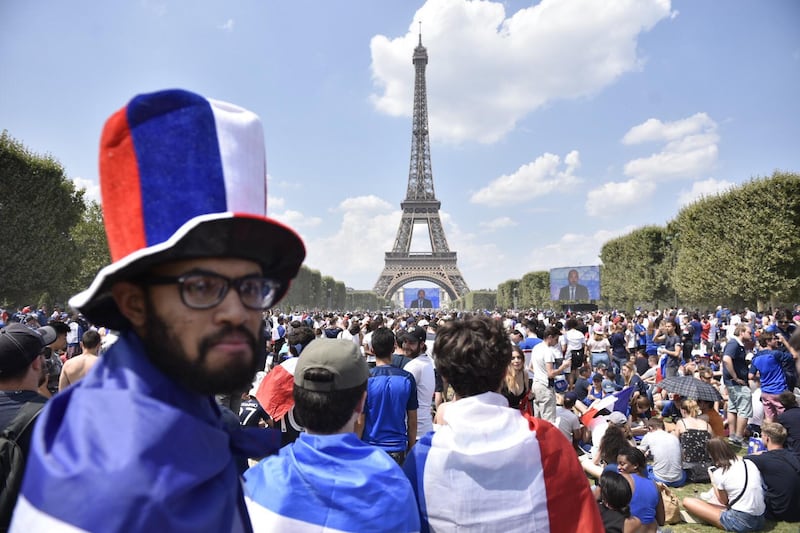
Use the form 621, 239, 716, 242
70, 89, 305, 329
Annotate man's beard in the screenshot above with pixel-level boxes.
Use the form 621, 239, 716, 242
140, 297, 261, 395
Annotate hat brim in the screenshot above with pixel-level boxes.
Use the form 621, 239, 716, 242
70, 213, 304, 329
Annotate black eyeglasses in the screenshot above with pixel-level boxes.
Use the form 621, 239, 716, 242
138, 270, 282, 310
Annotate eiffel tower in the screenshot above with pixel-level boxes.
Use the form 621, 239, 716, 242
374, 33, 470, 302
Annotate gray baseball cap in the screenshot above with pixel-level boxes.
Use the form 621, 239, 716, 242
294, 339, 368, 392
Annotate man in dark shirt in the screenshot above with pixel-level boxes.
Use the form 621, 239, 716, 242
0, 323, 55, 529
746, 421, 800, 522
0, 323, 54, 428
723, 324, 753, 446
574, 366, 592, 401
777, 391, 800, 459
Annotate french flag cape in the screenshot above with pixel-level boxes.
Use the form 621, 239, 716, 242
10, 331, 280, 533
243, 432, 420, 532
403, 392, 603, 533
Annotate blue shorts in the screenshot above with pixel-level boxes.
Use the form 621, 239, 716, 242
719, 508, 764, 532
591, 353, 609, 368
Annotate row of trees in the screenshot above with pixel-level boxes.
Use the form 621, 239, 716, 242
495, 172, 800, 312
279, 267, 389, 311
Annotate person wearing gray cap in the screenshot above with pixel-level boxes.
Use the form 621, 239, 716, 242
0, 323, 56, 529
243, 339, 419, 532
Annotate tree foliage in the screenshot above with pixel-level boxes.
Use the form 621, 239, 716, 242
599, 226, 670, 309
672, 172, 800, 307
0, 131, 85, 306
519, 271, 551, 309
68, 201, 111, 297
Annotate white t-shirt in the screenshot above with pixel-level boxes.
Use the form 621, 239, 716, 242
554, 406, 581, 443
530, 342, 555, 386
561, 329, 585, 352
639, 430, 683, 482
711, 459, 766, 515
404, 353, 435, 438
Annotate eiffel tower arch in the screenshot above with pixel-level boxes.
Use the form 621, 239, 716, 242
374, 33, 469, 302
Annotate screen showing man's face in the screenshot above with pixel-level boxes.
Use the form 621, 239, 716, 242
568, 270, 579, 285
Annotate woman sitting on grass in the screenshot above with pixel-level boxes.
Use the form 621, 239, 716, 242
682, 437, 766, 532
597, 470, 641, 533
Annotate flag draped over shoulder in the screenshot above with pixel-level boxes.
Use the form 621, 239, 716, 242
580, 386, 634, 426
403, 392, 602, 533
11, 331, 279, 533
244, 432, 420, 532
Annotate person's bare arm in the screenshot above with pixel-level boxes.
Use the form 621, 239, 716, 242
406, 409, 418, 449
58, 360, 72, 392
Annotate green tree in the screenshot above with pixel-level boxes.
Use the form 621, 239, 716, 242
519, 271, 550, 309
0, 131, 85, 306
672, 172, 800, 308
68, 201, 111, 296
599, 226, 670, 309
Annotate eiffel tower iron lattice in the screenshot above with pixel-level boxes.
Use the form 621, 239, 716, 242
373, 34, 470, 302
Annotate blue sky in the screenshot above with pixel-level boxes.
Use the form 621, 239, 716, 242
2, 0, 799, 295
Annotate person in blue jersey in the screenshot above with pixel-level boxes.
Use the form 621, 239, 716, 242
358, 327, 418, 464
244, 339, 419, 532
10, 89, 305, 533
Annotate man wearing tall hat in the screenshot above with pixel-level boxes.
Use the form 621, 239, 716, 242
11, 90, 305, 532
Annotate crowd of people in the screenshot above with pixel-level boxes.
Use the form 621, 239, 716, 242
1, 88, 799, 532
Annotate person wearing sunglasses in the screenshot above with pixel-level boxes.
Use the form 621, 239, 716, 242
10, 90, 305, 532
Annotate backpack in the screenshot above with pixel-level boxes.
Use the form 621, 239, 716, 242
0, 402, 44, 529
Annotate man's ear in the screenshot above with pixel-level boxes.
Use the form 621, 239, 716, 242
112, 282, 147, 328
354, 389, 367, 415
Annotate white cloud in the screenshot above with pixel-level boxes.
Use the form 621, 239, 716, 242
267, 195, 285, 209
677, 178, 734, 207
622, 112, 715, 145
480, 216, 517, 231
524, 226, 637, 271
271, 210, 322, 229
585, 178, 656, 217
370, 0, 672, 143
219, 18, 234, 32
71, 177, 101, 204
301, 195, 400, 285
470, 150, 581, 206
622, 112, 719, 182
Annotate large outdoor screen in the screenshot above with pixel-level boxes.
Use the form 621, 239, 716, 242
404, 287, 440, 309
550, 266, 600, 301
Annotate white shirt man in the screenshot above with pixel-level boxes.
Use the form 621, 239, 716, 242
529, 326, 570, 423
639, 418, 684, 485
402, 327, 435, 438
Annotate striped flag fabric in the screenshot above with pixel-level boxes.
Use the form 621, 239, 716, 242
403, 392, 603, 532
10, 331, 279, 533
244, 432, 420, 532
255, 357, 299, 421
580, 386, 634, 426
